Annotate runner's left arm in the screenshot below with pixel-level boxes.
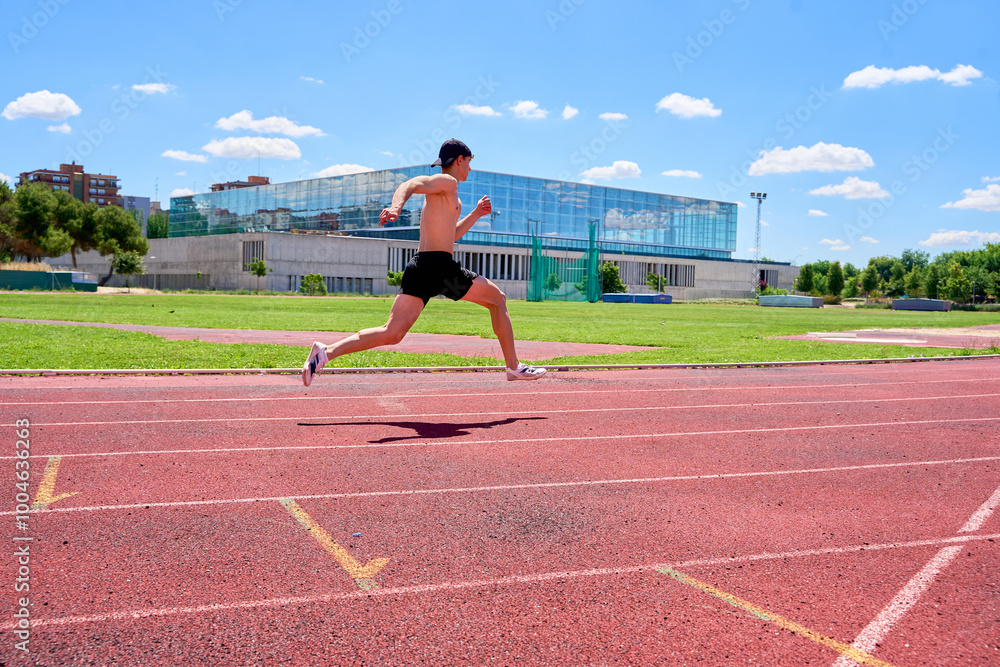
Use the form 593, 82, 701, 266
454, 196, 492, 240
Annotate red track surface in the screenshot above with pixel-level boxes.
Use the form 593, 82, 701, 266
1, 360, 999, 665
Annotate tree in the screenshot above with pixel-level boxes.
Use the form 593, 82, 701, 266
811, 259, 831, 277
52, 191, 98, 268
827, 261, 845, 295
924, 264, 941, 299
860, 265, 880, 298
905, 267, 924, 297
111, 251, 145, 293
812, 273, 827, 296
93, 205, 150, 286
543, 272, 563, 291
795, 264, 814, 293
386, 270, 403, 287
943, 262, 971, 303
12, 182, 72, 260
300, 273, 327, 296
249, 257, 272, 293
146, 212, 169, 239
646, 271, 668, 293
900, 248, 930, 272
842, 278, 860, 299
966, 265, 991, 303
599, 261, 626, 293
886, 260, 906, 298
0, 181, 16, 262
868, 256, 896, 283
842, 262, 859, 280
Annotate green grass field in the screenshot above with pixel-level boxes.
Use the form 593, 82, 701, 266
1, 292, 998, 370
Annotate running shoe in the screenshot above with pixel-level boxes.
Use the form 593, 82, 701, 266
302, 342, 329, 387
506, 363, 546, 381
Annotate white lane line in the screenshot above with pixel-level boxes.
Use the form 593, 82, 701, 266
20, 393, 1000, 428
4, 456, 997, 516
8, 416, 1000, 462
832, 483, 1000, 667
5, 532, 998, 631
959, 485, 1000, 533
832, 547, 964, 667
4, 376, 998, 406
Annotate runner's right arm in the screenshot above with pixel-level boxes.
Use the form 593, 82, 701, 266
380, 174, 457, 225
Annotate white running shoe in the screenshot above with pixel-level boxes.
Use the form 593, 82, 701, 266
506, 363, 546, 381
302, 342, 329, 387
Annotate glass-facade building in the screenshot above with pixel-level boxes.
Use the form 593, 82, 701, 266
169, 167, 737, 260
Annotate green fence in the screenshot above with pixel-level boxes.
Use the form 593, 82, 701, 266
527, 223, 600, 302
0, 270, 98, 292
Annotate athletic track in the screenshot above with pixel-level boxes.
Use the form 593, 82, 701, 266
1, 358, 998, 665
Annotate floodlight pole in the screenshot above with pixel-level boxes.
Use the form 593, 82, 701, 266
750, 192, 767, 295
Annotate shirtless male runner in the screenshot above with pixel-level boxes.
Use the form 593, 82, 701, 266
301, 138, 546, 386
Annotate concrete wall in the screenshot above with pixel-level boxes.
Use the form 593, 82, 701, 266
52, 231, 798, 299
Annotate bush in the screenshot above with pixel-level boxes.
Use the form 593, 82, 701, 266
300, 273, 327, 296
855, 301, 891, 309
952, 303, 1000, 312
386, 270, 403, 287
759, 286, 788, 296
822, 294, 842, 305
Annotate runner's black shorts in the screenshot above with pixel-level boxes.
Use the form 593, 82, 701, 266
399, 251, 479, 305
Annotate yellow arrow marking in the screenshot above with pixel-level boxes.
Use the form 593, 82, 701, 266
31, 457, 80, 510
280, 498, 389, 590
659, 568, 897, 667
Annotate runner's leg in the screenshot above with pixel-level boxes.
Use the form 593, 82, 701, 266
324, 293, 425, 361
460, 276, 520, 370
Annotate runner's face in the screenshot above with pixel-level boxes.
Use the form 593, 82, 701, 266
457, 155, 473, 180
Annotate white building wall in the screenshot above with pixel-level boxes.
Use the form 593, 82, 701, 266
52, 232, 798, 299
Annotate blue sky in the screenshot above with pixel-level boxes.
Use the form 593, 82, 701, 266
2, 0, 997, 267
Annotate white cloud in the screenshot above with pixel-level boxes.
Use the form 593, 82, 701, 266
162, 149, 209, 163
510, 100, 547, 119
580, 160, 641, 180
313, 163, 374, 178
820, 238, 843, 245
0, 173, 13, 185
981, 176, 1000, 183
941, 184, 1000, 212
662, 169, 702, 178
919, 229, 1000, 247
2, 90, 81, 120
300, 76, 324, 84
809, 176, 889, 199
202, 137, 302, 160
47, 123, 71, 133
451, 104, 501, 117
215, 110, 324, 137
830, 245, 851, 251
599, 112, 628, 121
132, 83, 176, 95
807, 209, 828, 217
749, 142, 874, 175
175, 171, 187, 176
655, 93, 721, 119
736, 201, 746, 208
860, 236, 879, 244
562, 104, 579, 120
760, 220, 770, 227
843, 64, 983, 89
170, 188, 195, 198
379, 150, 395, 157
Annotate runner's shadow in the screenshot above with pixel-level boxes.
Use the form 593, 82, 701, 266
297, 416, 547, 444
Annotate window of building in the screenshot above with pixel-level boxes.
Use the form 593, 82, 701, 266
242, 240, 264, 271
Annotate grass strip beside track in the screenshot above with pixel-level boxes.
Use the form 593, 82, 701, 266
1, 293, 998, 369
